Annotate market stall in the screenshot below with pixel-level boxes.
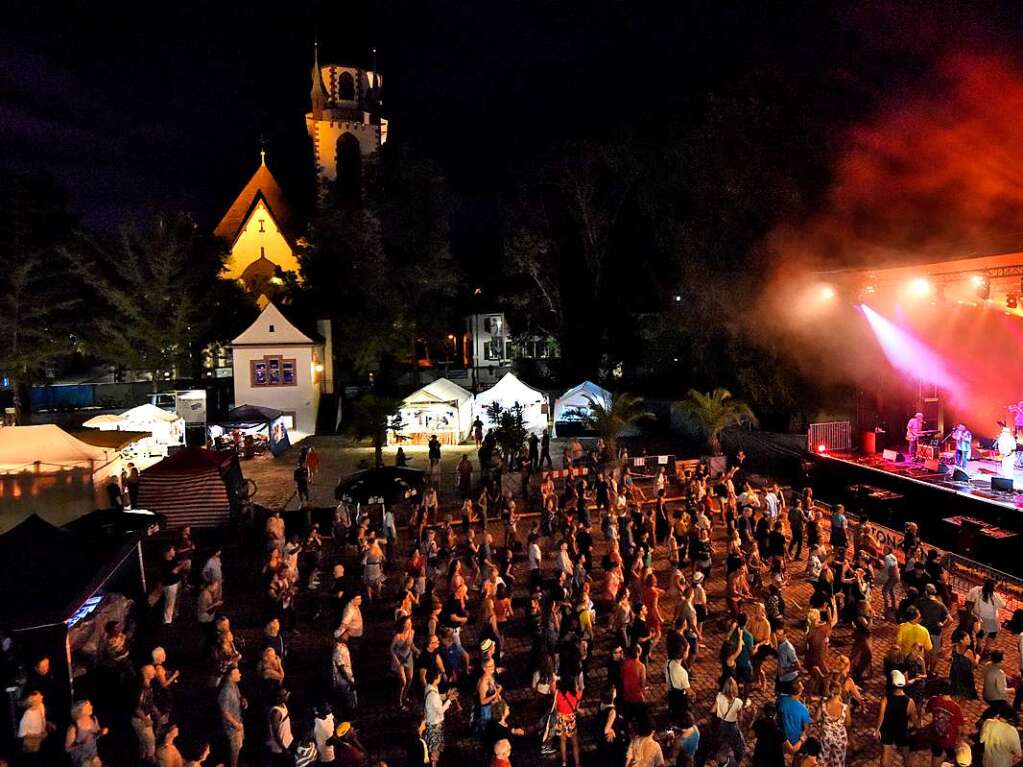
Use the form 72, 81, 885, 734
211, 404, 291, 457
552, 380, 612, 437
119, 403, 186, 457
0, 425, 125, 529
390, 378, 473, 446
473, 372, 549, 434
135, 447, 243, 528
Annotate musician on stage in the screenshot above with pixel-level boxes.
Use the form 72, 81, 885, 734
997, 425, 1017, 478
950, 423, 972, 469
1010, 400, 1023, 436
905, 411, 924, 460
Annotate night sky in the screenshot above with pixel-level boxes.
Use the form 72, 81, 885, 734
4, 1, 1023, 267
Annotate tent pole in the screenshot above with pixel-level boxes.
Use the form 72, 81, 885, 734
64, 629, 75, 699
137, 541, 147, 594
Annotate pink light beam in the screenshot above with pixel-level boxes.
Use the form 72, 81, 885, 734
859, 304, 965, 399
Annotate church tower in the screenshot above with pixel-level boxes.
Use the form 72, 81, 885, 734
305, 43, 389, 186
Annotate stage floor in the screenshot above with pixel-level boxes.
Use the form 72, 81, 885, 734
821, 451, 1023, 511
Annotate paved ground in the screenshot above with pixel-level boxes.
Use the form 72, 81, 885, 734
109, 452, 1016, 767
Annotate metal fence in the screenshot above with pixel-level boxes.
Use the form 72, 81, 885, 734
807, 421, 852, 452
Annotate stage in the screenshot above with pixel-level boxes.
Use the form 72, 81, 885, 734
817, 449, 1023, 511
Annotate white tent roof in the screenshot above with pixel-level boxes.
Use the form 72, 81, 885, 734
556, 381, 611, 413
0, 425, 118, 472
82, 413, 129, 429
403, 378, 472, 406
476, 372, 545, 405
122, 403, 182, 423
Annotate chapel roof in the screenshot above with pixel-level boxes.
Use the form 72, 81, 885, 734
213, 157, 294, 245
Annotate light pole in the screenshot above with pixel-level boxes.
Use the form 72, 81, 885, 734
472, 288, 482, 394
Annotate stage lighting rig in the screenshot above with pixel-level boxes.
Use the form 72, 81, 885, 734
972, 274, 990, 300
1008, 294, 1018, 309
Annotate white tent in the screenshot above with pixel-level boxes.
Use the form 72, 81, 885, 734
474, 373, 548, 435
391, 378, 474, 446
552, 381, 612, 437
119, 404, 185, 457
0, 425, 125, 528
81, 413, 129, 430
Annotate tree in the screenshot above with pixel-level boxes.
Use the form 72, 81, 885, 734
674, 388, 758, 455
67, 212, 226, 389
0, 172, 79, 420
572, 392, 652, 459
484, 402, 528, 463
346, 392, 405, 468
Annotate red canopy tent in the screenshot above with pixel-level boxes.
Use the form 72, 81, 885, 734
135, 448, 242, 528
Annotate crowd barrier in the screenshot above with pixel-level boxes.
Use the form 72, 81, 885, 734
813, 498, 1023, 619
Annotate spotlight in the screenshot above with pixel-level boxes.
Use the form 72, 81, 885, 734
1009, 295, 1018, 309
907, 277, 932, 297
973, 275, 990, 300
817, 443, 828, 454
819, 285, 836, 301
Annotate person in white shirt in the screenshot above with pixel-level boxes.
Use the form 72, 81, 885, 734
18, 690, 49, 754
339, 594, 364, 657
556, 541, 574, 578
625, 719, 665, 767
665, 653, 691, 718
313, 704, 335, 763
527, 533, 543, 591
423, 668, 457, 766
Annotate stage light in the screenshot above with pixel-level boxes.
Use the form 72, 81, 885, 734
864, 285, 876, 294
674, 295, 681, 302
907, 277, 933, 297
973, 274, 990, 300
1009, 295, 1018, 309
817, 443, 828, 454
819, 285, 836, 301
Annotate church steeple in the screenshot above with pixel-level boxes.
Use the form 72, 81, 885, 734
310, 39, 328, 119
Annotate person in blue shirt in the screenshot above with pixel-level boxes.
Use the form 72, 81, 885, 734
776, 680, 811, 753
734, 613, 756, 697
670, 711, 700, 767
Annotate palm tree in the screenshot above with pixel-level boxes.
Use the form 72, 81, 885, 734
674, 388, 757, 455
576, 392, 653, 459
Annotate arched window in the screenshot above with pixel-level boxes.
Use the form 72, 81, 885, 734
338, 71, 355, 101
335, 132, 362, 203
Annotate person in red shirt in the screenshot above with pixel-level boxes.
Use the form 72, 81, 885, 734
554, 679, 581, 767
620, 644, 647, 724
926, 681, 964, 767
490, 738, 512, 767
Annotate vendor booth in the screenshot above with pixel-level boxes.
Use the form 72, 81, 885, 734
390, 378, 473, 446
82, 403, 186, 458
0, 425, 125, 530
211, 404, 291, 457
552, 381, 612, 437
135, 447, 243, 528
473, 372, 549, 434
0, 514, 148, 723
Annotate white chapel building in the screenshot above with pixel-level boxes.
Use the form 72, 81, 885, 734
231, 302, 330, 438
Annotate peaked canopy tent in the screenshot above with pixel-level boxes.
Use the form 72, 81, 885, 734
119, 403, 186, 457
552, 381, 612, 437
0, 514, 147, 711
135, 448, 243, 528
211, 404, 292, 456
0, 425, 125, 529
81, 413, 129, 430
390, 378, 474, 446
474, 372, 549, 435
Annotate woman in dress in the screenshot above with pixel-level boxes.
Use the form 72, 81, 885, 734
361, 536, 386, 602
390, 616, 419, 710
65, 700, 106, 767
817, 681, 850, 767
554, 677, 581, 767
968, 578, 1007, 657
641, 571, 665, 643
948, 628, 978, 702
476, 658, 502, 733
875, 670, 918, 767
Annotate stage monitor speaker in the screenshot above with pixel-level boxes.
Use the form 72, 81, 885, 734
882, 449, 905, 463
958, 519, 984, 558
951, 468, 971, 483
923, 458, 945, 473
991, 476, 1015, 492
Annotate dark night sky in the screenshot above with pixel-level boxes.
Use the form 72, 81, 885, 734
4, 1, 1022, 261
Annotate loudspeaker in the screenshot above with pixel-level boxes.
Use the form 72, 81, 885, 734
991, 476, 1015, 492
958, 519, 984, 558
951, 468, 971, 482
882, 449, 905, 463
923, 459, 945, 473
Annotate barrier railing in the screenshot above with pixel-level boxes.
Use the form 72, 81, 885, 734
807, 421, 852, 452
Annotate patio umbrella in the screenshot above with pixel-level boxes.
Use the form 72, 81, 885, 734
334, 466, 425, 505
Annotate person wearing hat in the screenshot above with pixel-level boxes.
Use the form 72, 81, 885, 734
906, 411, 925, 460
267, 688, 294, 766
331, 720, 368, 767
915, 584, 950, 673
875, 669, 918, 767
979, 701, 1021, 767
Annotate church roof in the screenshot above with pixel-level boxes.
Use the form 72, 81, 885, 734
213, 159, 294, 246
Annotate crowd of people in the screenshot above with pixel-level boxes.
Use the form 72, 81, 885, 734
6, 437, 1023, 767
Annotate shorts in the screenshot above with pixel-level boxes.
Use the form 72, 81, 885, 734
880, 730, 909, 748
225, 727, 244, 756
425, 724, 445, 755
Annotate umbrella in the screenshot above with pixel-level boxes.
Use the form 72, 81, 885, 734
334, 466, 425, 505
